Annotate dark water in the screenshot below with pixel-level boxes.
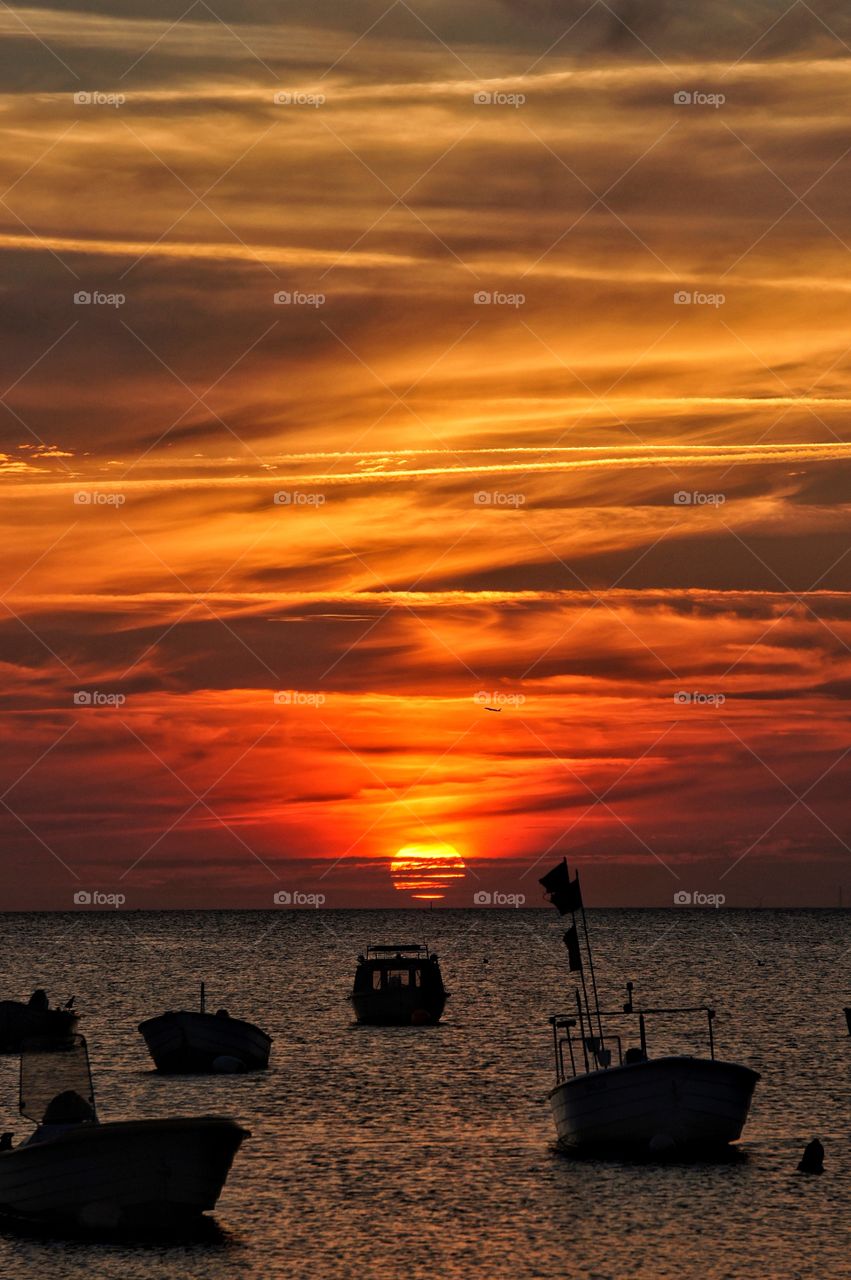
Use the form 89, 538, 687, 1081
0, 909, 848, 1279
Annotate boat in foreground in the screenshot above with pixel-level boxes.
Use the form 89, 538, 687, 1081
0, 1036, 248, 1229
350, 945, 448, 1025
540, 859, 759, 1154
139, 983, 271, 1073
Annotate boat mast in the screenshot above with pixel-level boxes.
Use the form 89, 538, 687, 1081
575, 872, 605, 1045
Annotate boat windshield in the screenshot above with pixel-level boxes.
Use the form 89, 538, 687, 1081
19, 1034, 96, 1124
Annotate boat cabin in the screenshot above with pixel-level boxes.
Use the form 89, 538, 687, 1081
350, 945, 448, 1024
354, 945, 442, 993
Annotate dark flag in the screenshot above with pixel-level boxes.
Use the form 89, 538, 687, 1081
563, 926, 583, 971
539, 859, 583, 916
539, 859, 570, 897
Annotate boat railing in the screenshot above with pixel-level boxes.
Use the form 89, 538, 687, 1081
364, 944, 430, 958
549, 991, 716, 1081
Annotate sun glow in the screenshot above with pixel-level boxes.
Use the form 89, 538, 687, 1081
390, 843, 467, 902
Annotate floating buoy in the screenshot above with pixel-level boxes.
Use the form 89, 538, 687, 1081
212, 1054, 244, 1074
797, 1138, 824, 1174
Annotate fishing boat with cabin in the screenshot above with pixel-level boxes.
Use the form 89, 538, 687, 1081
539, 859, 759, 1154
350, 945, 448, 1025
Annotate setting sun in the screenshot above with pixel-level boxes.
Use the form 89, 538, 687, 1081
390, 844, 467, 902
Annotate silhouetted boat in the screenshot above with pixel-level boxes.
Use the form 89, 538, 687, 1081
844, 1007, 851, 1035
540, 859, 759, 1153
0, 991, 77, 1053
138, 984, 271, 1074
0, 1035, 248, 1229
350, 945, 448, 1025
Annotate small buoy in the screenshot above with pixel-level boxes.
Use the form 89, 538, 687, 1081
798, 1138, 824, 1174
648, 1133, 676, 1154
410, 1009, 431, 1026
212, 1054, 245, 1074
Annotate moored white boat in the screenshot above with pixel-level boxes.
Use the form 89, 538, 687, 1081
0, 1035, 249, 1229
138, 984, 271, 1073
549, 1054, 758, 1151
139, 1011, 271, 1073
539, 858, 760, 1154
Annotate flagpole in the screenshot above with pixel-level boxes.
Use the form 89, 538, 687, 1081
576, 873, 605, 1045
539, 857, 605, 1062
570, 912, 597, 1052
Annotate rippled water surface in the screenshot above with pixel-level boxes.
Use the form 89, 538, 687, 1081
0, 909, 848, 1279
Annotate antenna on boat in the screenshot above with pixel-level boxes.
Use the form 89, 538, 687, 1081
539, 859, 605, 1052
200, 981, 206, 1015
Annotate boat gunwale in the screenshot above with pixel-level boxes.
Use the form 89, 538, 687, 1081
137, 1011, 272, 1046
547, 1053, 761, 1100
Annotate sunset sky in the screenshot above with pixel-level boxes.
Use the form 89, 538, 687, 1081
2, 1, 851, 908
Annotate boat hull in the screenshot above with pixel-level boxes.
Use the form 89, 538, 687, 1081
0, 1003, 78, 1053
0, 1116, 248, 1228
138, 1012, 271, 1073
350, 990, 447, 1025
549, 1056, 759, 1152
